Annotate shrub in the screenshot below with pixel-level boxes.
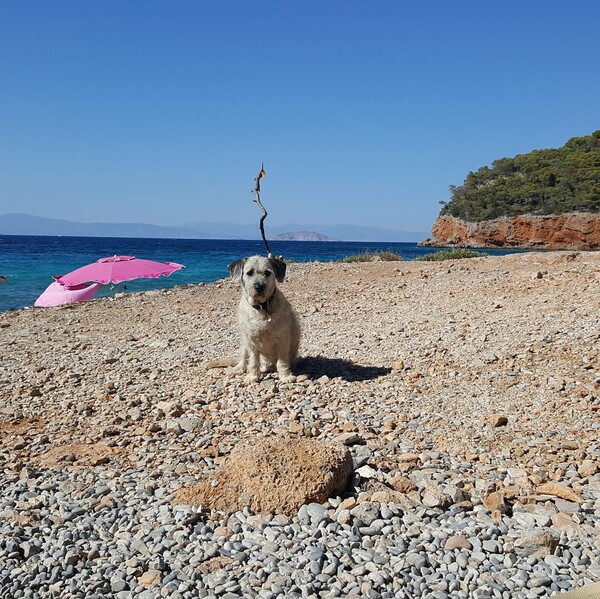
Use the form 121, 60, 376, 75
414, 249, 487, 261
377, 251, 404, 261
340, 250, 404, 263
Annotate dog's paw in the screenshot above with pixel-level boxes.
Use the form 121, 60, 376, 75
279, 373, 296, 383
245, 373, 260, 383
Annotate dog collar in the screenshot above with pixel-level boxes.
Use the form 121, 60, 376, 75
251, 291, 276, 312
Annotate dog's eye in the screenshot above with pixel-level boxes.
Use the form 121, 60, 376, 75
264, 270, 271, 277
246, 269, 254, 277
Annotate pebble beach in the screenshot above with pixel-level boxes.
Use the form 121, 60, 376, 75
1, 250, 599, 599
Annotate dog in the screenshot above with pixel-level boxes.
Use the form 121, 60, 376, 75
226, 255, 300, 383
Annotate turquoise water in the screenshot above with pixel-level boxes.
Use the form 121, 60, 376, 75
0, 235, 521, 313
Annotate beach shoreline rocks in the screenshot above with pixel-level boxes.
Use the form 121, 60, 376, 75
1, 250, 599, 597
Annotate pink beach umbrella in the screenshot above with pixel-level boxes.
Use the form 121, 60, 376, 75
54, 255, 185, 286
35, 281, 102, 307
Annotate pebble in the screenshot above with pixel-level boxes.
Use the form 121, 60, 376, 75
3, 463, 597, 598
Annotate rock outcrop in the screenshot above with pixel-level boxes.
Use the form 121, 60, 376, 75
174, 437, 353, 515
423, 212, 600, 250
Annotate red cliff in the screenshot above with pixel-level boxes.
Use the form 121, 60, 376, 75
426, 213, 600, 250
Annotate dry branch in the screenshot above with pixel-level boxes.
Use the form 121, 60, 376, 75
251, 163, 272, 256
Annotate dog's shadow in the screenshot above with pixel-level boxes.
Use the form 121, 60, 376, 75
295, 356, 391, 382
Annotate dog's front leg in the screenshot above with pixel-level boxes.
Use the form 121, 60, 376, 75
245, 349, 261, 383
232, 347, 248, 375
276, 358, 296, 383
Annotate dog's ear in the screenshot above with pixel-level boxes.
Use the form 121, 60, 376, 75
269, 257, 287, 282
227, 259, 245, 282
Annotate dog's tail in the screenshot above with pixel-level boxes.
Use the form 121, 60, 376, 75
206, 357, 238, 369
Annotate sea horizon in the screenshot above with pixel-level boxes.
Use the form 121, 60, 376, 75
0, 235, 521, 313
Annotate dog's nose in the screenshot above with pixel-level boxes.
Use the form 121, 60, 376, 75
253, 283, 266, 293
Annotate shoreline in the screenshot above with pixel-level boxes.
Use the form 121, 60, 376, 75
0, 238, 537, 314
1, 250, 599, 597
0, 246, 585, 317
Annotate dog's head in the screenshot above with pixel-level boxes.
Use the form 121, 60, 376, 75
228, 255, 287, 305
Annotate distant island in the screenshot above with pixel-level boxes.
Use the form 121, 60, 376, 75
425, 131, 600, 250
271, 231, 338, 241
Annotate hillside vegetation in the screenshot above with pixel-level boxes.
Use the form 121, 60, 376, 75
440, 131, 600, 222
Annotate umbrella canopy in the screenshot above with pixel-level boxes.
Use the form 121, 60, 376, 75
35, 281, 101, 307
54, 255, 185, 286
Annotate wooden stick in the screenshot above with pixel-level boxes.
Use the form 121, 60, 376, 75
251, 163, 272, 256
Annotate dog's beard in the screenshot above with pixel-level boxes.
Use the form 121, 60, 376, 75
249, 292, 267, 304
246, 286, 270, 304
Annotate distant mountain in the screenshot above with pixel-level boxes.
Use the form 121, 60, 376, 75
306, 224, 427, 242
0, 213, 428, 242
184, 220, 428, 242
271, 231, 338, 241
0, 213, 196, 238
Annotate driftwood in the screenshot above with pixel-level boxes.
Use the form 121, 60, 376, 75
251, 163, 272, 256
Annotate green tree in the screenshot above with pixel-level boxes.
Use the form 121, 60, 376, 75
440, 131, 600, 221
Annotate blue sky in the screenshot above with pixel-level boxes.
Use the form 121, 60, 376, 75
1, 1, 599, 234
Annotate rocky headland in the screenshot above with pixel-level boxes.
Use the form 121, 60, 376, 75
425, 131, 600, 251
1, 251, 599, 598
422, 212, 600, 250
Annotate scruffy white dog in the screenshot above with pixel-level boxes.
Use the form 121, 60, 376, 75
227, 255, 300, 383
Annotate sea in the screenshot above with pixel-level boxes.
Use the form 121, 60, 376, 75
0, 235, 522, 313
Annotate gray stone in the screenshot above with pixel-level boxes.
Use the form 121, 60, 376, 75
350, 502, 380, 526
444, 536, 472, 551
178, 415, 204, 432
306, 502, 328, 523
421, 485, 452, 509
514, 530, 560, 557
